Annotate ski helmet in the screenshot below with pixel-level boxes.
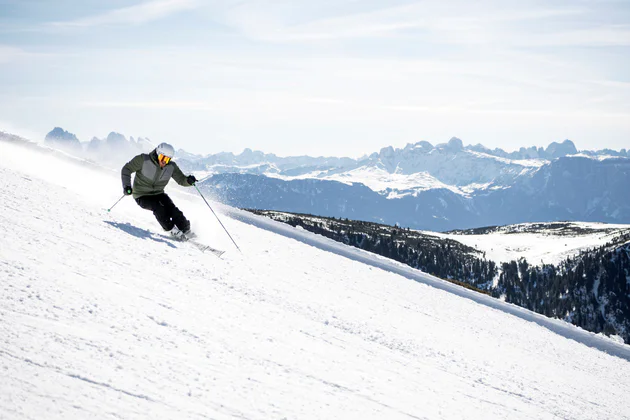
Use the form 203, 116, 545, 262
155, 142, 175, 158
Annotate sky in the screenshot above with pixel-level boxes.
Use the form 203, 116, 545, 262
0, 0, 629, 157
3, 139, 630, 418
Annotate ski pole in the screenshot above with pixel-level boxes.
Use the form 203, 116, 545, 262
194, 184, 241, 252
107, 194, 126, 212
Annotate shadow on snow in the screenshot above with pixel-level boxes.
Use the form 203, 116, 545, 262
104, 221, 176, 248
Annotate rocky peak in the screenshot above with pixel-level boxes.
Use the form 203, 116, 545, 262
106, 132, 127, 146
545, 140, 577, 159
45, 127, 80, 145
447, 137, 464, 151
379, 146, 395, 158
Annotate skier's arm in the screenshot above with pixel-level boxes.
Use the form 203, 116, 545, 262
171, 162, 192, 187
121, 154, 144, 188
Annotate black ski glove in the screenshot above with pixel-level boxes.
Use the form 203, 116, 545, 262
187, 175, 197, 186
123, 186, 133, 195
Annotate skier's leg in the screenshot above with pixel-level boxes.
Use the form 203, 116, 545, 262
159, 194, 191, 232
135, 195, 175, 231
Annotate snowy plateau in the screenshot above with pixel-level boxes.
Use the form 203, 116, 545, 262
2, 139, 630, 419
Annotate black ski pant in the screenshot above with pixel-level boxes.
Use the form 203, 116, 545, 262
135, 193, 190, 232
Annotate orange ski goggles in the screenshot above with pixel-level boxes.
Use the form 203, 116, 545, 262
158, 153, 171, 165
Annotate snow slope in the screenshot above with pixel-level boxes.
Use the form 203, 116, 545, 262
2, 141, 630, 419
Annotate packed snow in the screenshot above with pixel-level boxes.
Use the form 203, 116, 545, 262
2, 140, 630, 419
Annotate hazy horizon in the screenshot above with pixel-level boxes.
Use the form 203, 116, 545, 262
8, 125, 618, 160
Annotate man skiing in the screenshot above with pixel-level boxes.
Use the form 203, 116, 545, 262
121, 142, 197, 238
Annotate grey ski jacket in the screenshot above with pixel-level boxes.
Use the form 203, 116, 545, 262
121, 151, 191, 199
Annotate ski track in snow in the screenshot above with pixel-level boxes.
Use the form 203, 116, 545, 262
1, 141, 630, 419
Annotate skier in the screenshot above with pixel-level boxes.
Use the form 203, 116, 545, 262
121, 142, 197, 238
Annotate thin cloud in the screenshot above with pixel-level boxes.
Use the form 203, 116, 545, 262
222, 1, 627, 49
0, 45, 26, 63
224, 1, 585, 42
0, 45, 58, 63
50, 0, 199, 28
520, 25, 630, 47
81, 100, 217, 111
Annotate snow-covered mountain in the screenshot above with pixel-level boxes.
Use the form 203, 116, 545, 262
177, 137, 630, 231
202, 153, 630, 232
40, 126, 622, 195
184, 137, 621, 194
14, 128, 630, 230
3, 133, 630, 419
189, 137, 550, 194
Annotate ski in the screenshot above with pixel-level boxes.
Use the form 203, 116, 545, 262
104, 219, 226, 257
187, 240, 226, 257
166, 231, 226, 257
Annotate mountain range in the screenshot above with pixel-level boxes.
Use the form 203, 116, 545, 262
44, 127, 154, 166
187, 139, 630, 231
34, 127, 630, 231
